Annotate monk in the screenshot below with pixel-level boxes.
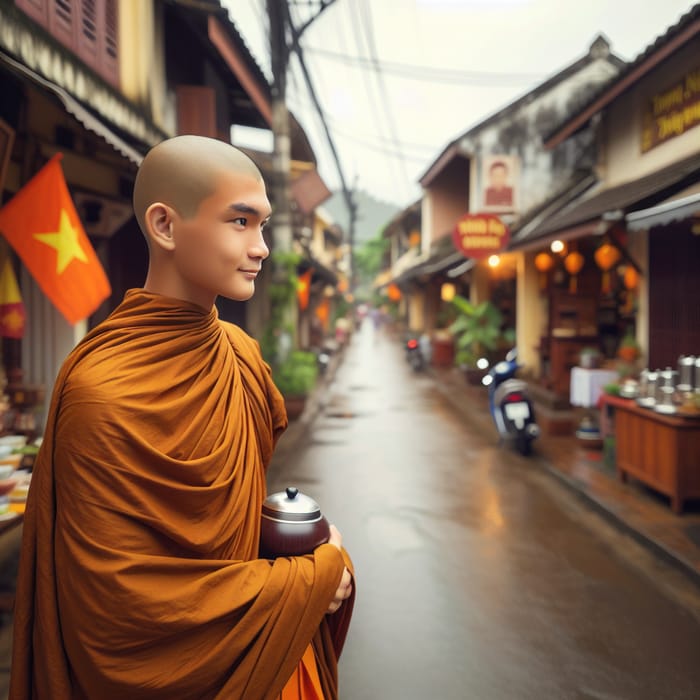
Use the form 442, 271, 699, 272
9, 135, 354, 699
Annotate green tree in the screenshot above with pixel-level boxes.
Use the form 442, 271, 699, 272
353, 233, 389, 302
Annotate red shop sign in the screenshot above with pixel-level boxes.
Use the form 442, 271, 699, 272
452, 213, 510, 259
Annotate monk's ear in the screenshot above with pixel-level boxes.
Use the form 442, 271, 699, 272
144, 203, 176, 252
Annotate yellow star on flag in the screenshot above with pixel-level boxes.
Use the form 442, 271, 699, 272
33, 209, 88, 274
1, 308, 24, 332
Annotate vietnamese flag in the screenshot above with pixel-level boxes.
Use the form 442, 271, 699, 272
0, 245, 26, 338
0, 154, 111, 325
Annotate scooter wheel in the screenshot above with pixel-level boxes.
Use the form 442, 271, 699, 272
516, 435, 532, 456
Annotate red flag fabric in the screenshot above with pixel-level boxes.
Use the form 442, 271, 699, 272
0, 154, 111, 325
0, 245, 26, 338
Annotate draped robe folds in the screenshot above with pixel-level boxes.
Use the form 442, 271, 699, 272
9, 290, 355, 700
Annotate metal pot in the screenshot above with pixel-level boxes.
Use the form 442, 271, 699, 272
259, 487, 330, 558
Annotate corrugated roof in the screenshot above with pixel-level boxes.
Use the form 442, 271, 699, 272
419, 35, 625, 186
544, 3, 700, 148
523, 151, 700, 239
0, 51, 147, 165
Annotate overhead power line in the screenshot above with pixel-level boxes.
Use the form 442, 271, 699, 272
356, 0, 412, 201
302, 45, 545, 85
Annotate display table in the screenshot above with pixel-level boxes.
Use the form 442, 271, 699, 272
570, 367, 618, 408
600, 394, 700, 513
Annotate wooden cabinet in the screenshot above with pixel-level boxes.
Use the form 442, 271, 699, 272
549, 336, 599, 397
546, 292, 600, 397
603, 395, 700, 513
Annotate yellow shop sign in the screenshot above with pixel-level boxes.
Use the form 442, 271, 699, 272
642, 66, 700, 152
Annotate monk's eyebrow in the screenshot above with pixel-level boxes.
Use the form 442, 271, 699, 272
229, 202, 272, 221
229, 203, 262, 216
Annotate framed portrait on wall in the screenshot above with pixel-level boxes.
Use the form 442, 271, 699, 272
481, 154, 519, 214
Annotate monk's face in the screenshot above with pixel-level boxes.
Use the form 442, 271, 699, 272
170, 170, 271, 306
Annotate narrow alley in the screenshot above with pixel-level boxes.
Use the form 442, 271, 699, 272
268, 321, 700, 700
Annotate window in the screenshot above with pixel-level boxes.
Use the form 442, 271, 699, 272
15, 0, 119, 87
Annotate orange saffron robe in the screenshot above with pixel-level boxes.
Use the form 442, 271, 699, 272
10, 290, 354, 700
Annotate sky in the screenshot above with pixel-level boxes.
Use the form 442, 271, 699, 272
223, 0, 697, 209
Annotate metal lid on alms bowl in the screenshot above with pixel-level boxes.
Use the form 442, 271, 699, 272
262, 487, 323, 523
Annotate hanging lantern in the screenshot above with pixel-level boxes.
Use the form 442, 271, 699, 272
563, 251, 584, 293
296, 268, 313, 311
387, 283, 402, 302
594, 242, 621, 294
622, 266, 640, 314
534, 252, 555, 290
623, 266, 639, 290
315, 297, 330, 328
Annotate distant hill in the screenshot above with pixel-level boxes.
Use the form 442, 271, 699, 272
322, 190, 400, 247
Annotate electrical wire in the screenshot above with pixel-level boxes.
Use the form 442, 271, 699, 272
286, 88, 439, 158
345, 1, 409, 199
357, 0, 413, 201
301, 45, 545, 85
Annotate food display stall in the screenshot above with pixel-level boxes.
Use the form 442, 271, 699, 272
600, 390, 700, 514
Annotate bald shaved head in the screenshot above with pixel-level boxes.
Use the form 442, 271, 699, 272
133, 135, 264, 235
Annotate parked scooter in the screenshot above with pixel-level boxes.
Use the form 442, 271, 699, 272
482, 348, 540, 456
405, 336, 426, 372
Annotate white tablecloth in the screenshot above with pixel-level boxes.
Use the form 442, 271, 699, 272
570, 367, 618, 407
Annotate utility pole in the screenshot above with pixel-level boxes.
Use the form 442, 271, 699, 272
264, 0, 341, 361
266, 0, 337, 257
267, 0, 293, 254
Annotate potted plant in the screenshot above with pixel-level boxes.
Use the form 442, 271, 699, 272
431, 305, 458, 367
448, 296, 513, 384
579, 346, 602, 369
273, 350, 319, 420
617, 330, 641, 363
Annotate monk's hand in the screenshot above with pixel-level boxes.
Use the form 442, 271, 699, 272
327, 524, 352, 614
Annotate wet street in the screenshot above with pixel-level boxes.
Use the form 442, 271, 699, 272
267, 322, 700, 700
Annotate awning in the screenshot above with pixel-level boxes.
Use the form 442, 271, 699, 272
1, 51, 146, 166
393, 245, 468, 285
626, 192, 700, 231
290, 168, 332, 214
299, 257, 337, 287
518, 151, 700, 244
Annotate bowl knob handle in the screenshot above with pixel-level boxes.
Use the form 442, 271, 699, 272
285, 487, 299, 500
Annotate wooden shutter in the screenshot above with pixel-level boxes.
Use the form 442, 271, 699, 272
76, 0, 119, 86
16, 0, 118, 87
50, 0, 78, 48
648, 223, 700, 368
14, 0, 49, 28
102, 0, 119, 83
176, 86, 218, 138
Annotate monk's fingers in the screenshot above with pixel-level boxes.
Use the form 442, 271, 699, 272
339, 570, 352, 599
327, 524, 342, 550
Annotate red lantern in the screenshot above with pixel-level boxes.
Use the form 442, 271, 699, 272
296, 268, 312, 311
315, 297, 330, 328
594, 242, 621, 294
534, 252, 554, 290
387, 283, 402, 302
563, 251, 584, 293
622, 266, 639, 314
623, 266, 639, 290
